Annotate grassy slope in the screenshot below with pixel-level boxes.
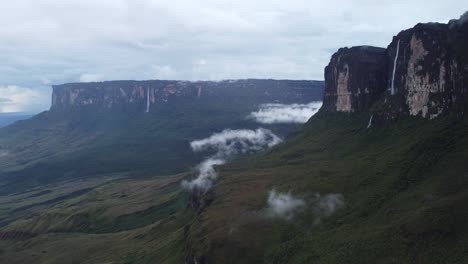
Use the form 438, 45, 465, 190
0, 114, 33, 128
188, 112, 468, 263
0, 173, 192, 264
1, 111, 466, 263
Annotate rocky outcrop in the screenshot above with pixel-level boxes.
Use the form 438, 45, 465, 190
51, 79, 324, 112
323, 46, 388, 112
385, 22, 467, 119
323, 12, 468, 119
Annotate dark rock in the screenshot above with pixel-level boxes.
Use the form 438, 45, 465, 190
51, 79, 324, 112
385, 23, 453, 119
323, 46, 388, 112
323, 11, 468, 120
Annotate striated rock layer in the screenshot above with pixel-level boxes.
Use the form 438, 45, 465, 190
51, 79, 324, 112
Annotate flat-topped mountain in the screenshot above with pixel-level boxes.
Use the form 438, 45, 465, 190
1, 11, 468, 264
0, 79, 324, 194
51, 79, 323, 112
322, 14, 468, 120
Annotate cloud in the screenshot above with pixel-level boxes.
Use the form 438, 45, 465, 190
150, 65, 178, 80
181, 158, 226, 191
266, 190, 306, 220
0, 85, 49, 113
183, 128, 282, 192
0, 98, 13, 104
313, 193, 345, 217
249, 101, 323, 124
79, 73, 102, 82
0, 1, 465, 112
264, 190, 345, 220
190, 128, 282, 158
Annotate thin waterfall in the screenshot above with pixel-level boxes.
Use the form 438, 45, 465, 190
145, 87, 150, 113
367, 114, 374, 129
390, 39, 400, 95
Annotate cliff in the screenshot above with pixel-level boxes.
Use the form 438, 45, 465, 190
323, 12, 468, 119
51, 79, 324, 112
323, 46, 388, 112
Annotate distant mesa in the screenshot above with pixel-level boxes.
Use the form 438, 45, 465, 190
51, 79, 325, 112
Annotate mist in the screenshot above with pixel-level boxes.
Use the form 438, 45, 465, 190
313, 193, 345, 217
266, 190, 306, 220
249, 102, 322, 124
183, 128, 282, 192
264, 190, 345, 220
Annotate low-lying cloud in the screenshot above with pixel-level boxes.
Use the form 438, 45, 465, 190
249, 102, 322, 124
190, 128, 282, 157
181, 158, 225, 192
266, 190, 306, 220
183, 128, 282, 192
265, 190, 345, 220
313, 193, 345, 217
0, 85, 49, 113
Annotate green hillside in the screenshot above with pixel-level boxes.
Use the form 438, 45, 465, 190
2, 111, 466, 264
0, 101, 302, 194
0, 173, 192, 264
186, 112, 468, 263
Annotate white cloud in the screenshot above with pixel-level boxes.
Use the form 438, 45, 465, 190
266, 190, 306, 220
264, 191, 345, 220
249, 101, 322, 124
181, 158, 226, 191
0, 1, 465, 112
183, 128, 282, 192
190, 128, 282, 157
79, 73, 102, 82
0, 85, 49, 113
150, 65, 178, 80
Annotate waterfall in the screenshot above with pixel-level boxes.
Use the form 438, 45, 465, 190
390, 39, 400, 96
145, 87, 150, 113
367, 114, 374, 129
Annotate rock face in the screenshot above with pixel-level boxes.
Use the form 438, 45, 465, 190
51, 79, 324, 112
386, 22, 465, 119
323, 46, 388, 112
323, 12, 468, 119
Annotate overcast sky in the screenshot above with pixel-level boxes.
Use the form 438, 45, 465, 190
0, 0, 465, 113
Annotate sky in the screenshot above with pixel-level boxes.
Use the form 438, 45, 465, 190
0, 0, 465, 113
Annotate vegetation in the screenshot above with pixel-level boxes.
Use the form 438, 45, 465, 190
187, 112, 468, 263
0, 110, 467, 263
0, 102, 301, 194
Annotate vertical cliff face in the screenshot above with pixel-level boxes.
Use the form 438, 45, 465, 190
323, 46, 388, 112
385, 23, 462, 119
323, 13, 468, 119
51, 79, 324, 112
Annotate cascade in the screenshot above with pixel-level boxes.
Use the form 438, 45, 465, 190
145, 87, 150, 113
390, 39, 401, 95
367, 114, 374, 129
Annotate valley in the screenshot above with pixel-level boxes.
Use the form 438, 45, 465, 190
0, 9, 467, 264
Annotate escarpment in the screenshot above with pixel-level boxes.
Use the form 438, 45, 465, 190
323, 12, 468, 119
51, 79, 324, 112
323, 46, 388, 112
385, 22, 467, 119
